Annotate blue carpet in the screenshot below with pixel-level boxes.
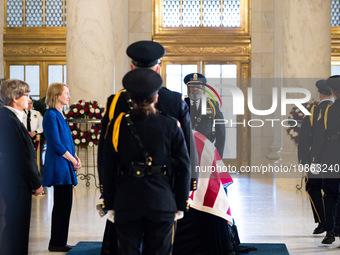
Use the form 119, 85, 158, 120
241, 243, 289, 254
66, 241, 289, 255
66, 242, 101, 255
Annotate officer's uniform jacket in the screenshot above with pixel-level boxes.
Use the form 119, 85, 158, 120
101, 110, 190, 212
311, 99, 340, 168
98, 87, 198, 198
23, 109, 43, 134
298, 100, 333, 165
185, 97, 225, 157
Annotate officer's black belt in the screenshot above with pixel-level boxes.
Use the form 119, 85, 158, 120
121, 165, 167, 178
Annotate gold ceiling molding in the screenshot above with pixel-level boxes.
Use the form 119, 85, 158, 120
164, 45, 249, 56
4, 45, 66, 56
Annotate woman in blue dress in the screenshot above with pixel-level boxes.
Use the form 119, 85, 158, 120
43, 83, 81, 252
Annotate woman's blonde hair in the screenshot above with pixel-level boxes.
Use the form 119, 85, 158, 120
0, 79, 30, 106
46, 83, 68, 109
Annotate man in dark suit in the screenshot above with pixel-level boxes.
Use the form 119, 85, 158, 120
310, 75, 340, 244
184, 73, 226, 157
298, 79, 333, 235
0, 79, 43, 255
98, 40, 197, 254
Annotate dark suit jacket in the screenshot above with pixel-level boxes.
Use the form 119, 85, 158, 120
0, 107, 41, 254
0, 107, 41, 190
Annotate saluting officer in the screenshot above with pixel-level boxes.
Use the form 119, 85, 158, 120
101, 69, 190, 255
184, 73, 226, 157
298, 79, 333, 235
310, 75, 340, 244
98, 40, 197, 254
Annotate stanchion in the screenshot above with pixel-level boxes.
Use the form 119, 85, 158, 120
67, 118, 100, 188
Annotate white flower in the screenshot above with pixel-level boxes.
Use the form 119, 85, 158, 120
88, 142, 94, 147
91, 128, 95, 133
80, 132, 83, 136
72, 130, 77, 135
92, 134, 96, 139
73, 108, 78, 113
80, 109, 85, 114
69, 123, 73, 126
293, 132, 298, 137
75, 139, 80, 145
81, 101, 85, 106
64, 109, 69, 115
81, 138, 86, 143
289, 129, 294, 135
97, 134, 100, 139
90, 108, 95, 113
95, 109, 100, 113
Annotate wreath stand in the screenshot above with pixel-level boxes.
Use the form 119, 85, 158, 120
67, 118, 100, 188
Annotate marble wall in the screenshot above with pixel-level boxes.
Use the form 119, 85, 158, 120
66, 0, 129, 107
250, 0, 331, 166
251, 0, 276, 166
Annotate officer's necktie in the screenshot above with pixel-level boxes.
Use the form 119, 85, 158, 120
27, 110, 31, 132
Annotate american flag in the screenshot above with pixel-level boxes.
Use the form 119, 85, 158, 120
189, 131, 233, 224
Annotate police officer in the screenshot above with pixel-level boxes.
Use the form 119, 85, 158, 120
101, 69, 190, 255
184, 73, 226, 157
98, 40, 197, 254
310, 75, 340, 244
298, 79, 333, 235
23, 97, 43, 147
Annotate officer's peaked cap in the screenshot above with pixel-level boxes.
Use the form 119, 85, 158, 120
315, 79, 332, 96
327, 75, 340, 90
127, 41, 165, 68
123, 69, 163, 99
184, 73, 207, 86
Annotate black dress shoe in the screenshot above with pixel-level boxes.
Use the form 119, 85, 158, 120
48, 244, 74, 252
313, 222, 325, 234
321, 231, 335, 244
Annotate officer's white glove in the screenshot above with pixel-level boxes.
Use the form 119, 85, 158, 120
174, 211, 184, 221
310, 163, 321, 175
107, 210, 115, 223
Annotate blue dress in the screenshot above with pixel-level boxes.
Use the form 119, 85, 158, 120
42, 108, 78, 187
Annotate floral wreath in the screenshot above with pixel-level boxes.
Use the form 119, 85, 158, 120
286, 100, 318, 145
64, 100, 104, 148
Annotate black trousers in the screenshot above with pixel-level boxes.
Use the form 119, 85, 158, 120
322, 178, 340, 232
49, 185, 73, 246
101, 220, 118, 255
115, 210, 175, 255
305, 175, 325, 223
0, 186, 32, 255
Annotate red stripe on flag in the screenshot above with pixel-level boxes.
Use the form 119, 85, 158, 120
203, 169, 220, 207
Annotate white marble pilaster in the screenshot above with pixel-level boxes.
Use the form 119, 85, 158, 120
67, 0, 128, 107
274, 0, 331, 167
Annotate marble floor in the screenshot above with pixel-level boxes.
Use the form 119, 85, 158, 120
28, 175, 340, 255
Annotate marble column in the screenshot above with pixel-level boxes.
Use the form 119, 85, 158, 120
274, 0, 331, 168
66, 0, 129, 107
